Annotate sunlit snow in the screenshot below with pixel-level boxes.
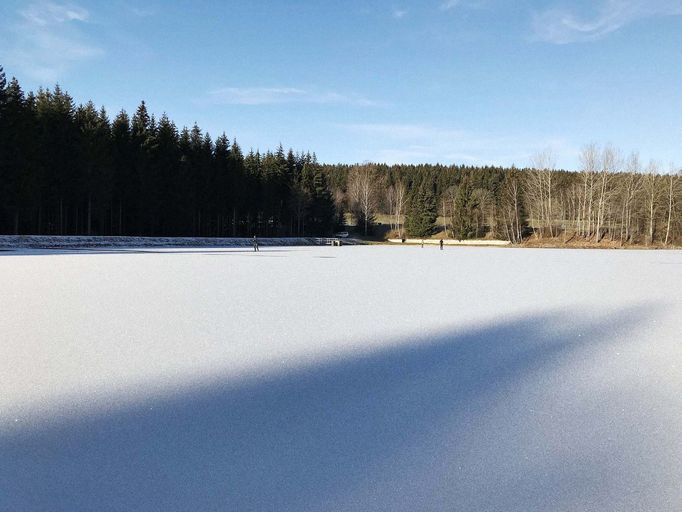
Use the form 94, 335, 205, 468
1, 245, 680, 511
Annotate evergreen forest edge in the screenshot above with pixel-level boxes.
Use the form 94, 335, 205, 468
1, 67, 680, 246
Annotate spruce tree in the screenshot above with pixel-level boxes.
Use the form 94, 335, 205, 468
310, 166, 335, 234
0, 66, 6, 103
0, 70, 344, 238
76, 101, 112, 234
405, 185, 437, 237
452, 176, 479, 239
148, 114, 179, 235
0, 67, 10, 231
1, 77, 30, 233
111, 110, 132, 234
230, 139, 245, 235
213, 133, 231, 236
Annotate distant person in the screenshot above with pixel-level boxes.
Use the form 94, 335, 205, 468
440, 239, 444, 251
421, 239, 424, 248
252, 235, 259, 252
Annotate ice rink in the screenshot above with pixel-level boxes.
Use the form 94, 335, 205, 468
1, 245, 681, 511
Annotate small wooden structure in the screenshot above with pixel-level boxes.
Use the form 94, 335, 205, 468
316, 237, 342, 246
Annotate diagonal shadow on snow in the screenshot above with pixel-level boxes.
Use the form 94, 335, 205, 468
0, 304, 666, 511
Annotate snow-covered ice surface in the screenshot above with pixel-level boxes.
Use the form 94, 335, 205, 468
1, 245, 680, 511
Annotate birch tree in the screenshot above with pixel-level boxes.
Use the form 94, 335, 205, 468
618, 153, 643, 244
386, 180, 407, 238
593, 145, 618, 242
348, 164, 380, 236
501, 173, 523, 243
664, 169, 681, 246
578, 144, 599, 238
386, 185, 396, 233
642, 162, 663, 245
527, 150, 556, 237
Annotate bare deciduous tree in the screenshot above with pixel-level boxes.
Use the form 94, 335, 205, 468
334, 145, 680, 246
505, 174, 523, 243
593, 145, 619, 242
526, 149, 556, 238
348, 165, 380, 236
386, 180, 407, 238
664, 168, 681, 246
642, 162, 663, 246
578, 144, 599, 238
616, 153, 643, 244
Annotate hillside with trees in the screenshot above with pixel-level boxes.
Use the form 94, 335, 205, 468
0, 66, 337, 238
1, 65, 680, 245
326, 148, 681, 246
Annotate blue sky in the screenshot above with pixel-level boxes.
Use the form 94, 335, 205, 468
1, 0, 681, 169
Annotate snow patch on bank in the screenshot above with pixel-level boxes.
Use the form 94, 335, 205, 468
0, 235, 361, 249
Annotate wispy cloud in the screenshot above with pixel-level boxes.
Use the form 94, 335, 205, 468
392, 8, 408, 19
1, 1, 102, 82
532, 0, 682, 44
20, 2, 89, 24
203, 87, 379, 107
338, 122, 575, 167
440, 0, 461, 10
440, 0, 487, 11
128, 6, 156, 18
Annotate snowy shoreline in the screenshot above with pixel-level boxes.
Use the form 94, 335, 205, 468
388, 238, 511, 246
0, 235, 361, 249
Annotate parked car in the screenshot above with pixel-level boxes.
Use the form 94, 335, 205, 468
334, 231, 349, 238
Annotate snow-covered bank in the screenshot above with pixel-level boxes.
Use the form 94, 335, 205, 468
0, 235, 360, 249
1, 246, 680, 511
388, 238, 511, 246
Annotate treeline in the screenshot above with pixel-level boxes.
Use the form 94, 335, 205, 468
1, 65, 680, 245
323, 149, 681, 245
0, 66, 337, 237
323, 163, 507, 239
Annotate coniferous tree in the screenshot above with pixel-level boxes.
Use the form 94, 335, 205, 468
229, 139, 245, 235
0, 66, 8, 231
76, 101, 113, 234
213, 133, 231, 236
452, 175, 479, 239
148, 114, 179, 235
0, 76, 33, 233
405, 184, 437, 237
111, 110, 133, 234
298, 162, 335, 235
1, 66, 680, 245
0, 69, 343, 238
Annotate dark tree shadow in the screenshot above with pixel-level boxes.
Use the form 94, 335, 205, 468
0, 305, 667, 511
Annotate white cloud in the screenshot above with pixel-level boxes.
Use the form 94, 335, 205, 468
533, 0, 682, 44
19, 2, 89, 25
2, 1, 102, 82
440, 0, 461, 10
128, 6, 155, 18
392, 8, 408, 19
440, 0, 487, 11
338, 123, 576, 167
204, 87, 379, 107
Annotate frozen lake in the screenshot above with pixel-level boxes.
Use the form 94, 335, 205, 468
1, 245, 681, 511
